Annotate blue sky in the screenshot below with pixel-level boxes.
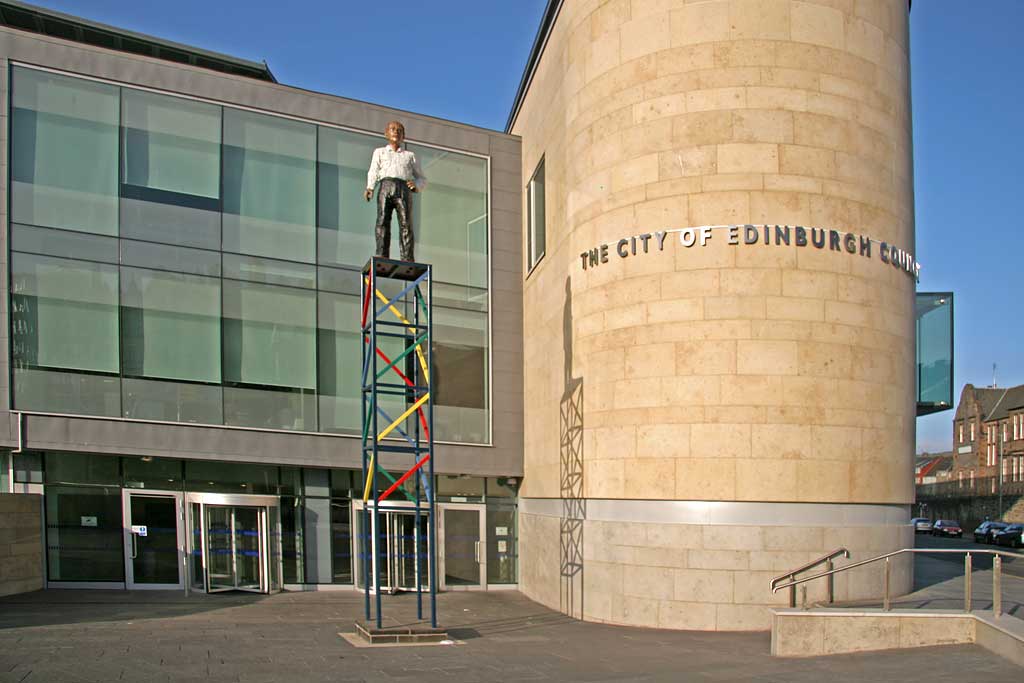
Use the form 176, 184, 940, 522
25, 1, 1021, 452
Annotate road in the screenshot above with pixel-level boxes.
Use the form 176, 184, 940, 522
915, 530, 1024, 577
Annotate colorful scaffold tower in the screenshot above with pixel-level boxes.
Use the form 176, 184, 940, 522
359, 256, 437, 629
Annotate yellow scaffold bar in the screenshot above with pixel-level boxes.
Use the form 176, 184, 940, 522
379, 392, 429, 441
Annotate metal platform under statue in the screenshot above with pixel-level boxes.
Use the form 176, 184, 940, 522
358, 256, 440, 636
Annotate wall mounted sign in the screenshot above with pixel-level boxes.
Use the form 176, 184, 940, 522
579, 224, 921, 280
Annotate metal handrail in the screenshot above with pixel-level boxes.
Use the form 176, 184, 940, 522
771, 548, 1024, 616
771, 547, 850, 608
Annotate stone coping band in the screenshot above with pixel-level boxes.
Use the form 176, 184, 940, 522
520, 498, 911, 527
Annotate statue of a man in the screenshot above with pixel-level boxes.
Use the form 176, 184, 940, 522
364, 120, 427, 261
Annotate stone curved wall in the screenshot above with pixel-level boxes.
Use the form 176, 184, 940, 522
513, 0, 915, 630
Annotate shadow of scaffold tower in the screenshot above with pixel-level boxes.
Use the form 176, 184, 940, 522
359, 256, 437, 629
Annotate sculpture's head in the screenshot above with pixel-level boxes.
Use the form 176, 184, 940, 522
385, 120, 405, 148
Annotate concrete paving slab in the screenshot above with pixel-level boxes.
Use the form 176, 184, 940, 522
0, 588, 1020, 680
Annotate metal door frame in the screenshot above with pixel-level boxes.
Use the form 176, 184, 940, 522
185, 492, 281, 594
121, 489, 185, 591
438, 502, 487, 591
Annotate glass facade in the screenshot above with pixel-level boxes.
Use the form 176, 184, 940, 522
9, 66, 491, 443
916, 292, 954, 415
27, 453, 516, 587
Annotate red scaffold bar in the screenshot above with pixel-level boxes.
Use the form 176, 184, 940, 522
379, 454, 430, 502
360, 273, 372, 328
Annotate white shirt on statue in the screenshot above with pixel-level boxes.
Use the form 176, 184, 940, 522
366, 144, 427, 191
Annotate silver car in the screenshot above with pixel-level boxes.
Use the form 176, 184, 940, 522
911, 517, 932, 533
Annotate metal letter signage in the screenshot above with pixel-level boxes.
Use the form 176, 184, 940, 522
578, 224, 921, 280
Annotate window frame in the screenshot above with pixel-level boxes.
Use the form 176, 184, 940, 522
525, 157, 546, 275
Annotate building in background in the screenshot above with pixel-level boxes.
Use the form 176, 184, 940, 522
948, 383, 1024, 491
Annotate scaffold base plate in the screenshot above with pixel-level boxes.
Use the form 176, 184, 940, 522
364, 257, 429, 282
353, 620, 448, 645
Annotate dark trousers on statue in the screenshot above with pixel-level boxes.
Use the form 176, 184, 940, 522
374, 177, 414, 261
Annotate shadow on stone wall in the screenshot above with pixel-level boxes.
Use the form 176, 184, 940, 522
560, 277, 584, 620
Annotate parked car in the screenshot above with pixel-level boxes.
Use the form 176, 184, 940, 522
973, 521, 1008, 544
931, 520, 963, 538
911, 517, 933, 534
993, 524, 1023, 548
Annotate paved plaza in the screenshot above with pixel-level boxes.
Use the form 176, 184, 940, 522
0, 586, 1020, 682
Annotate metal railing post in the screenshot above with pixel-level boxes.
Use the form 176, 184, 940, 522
788, 576, 796, 608
883, 557, 891, 611
993, 555, 1002, 617
964, 553, 972, 612
826, 559, 834, 604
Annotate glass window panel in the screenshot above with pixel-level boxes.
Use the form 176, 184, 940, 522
45, 452, 120, 485
223, 386, 316, 431
0, 452, 9, 492
11, 224, 118, 263
303, 496, 332, 583
223, 279, 315, 389
10, 67, 119, 235
437, 475, 484, 500
916, 292, 954, 412
223, 109, 315, 262
184, 460, 278, 494
486, 506, 517, 584
281, 496, 304, 583
121, 267, 221, 383
11, 252, 119, 374
13, 452, 43, 484
432, 306, 489, 444
527, 159, 545, 271
317, 266, 361, 296
317, 292, 360, 434
122, 88, 220, 199
317, 127, 379, 266
122, 455, 183, 490
279, 467, 302, 496
13, 368, 121, 417
331, 500, 352, 584
303, 468, 330, 498
122, 377, 223, 424
120, 196, 221, 250
407, 144, 488, 288
120, 239, 221, 277
486, 477, 517, 498
331, 469, 356, 497
223, 253, 316, 289
434, 280, 488, 312
120, 89, 220, 249
45, 485, 124, 581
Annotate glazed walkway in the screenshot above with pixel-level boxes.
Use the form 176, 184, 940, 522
0, 588, 1020, 682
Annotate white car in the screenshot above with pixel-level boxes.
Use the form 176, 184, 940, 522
911, 517, 933, 533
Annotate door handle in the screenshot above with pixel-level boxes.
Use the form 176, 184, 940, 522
131, 532, 138, 560
474, 541, 480, 563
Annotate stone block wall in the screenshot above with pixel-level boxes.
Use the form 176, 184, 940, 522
513, 0, 917, 630
0, 493, 43, 597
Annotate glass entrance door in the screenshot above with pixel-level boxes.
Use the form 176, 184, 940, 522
441, 505, 486, 589
186, 493, 281, 594
204, 505, 265, 593
123, 491, 184, 590
354, 503, 430, 593
385, 511, 427, 591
